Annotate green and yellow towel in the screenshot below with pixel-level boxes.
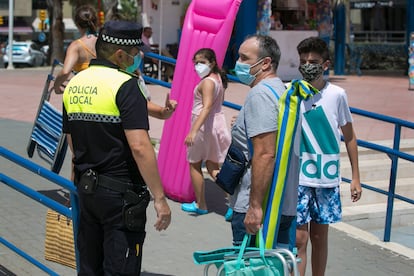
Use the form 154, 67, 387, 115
261, 79, 319, 249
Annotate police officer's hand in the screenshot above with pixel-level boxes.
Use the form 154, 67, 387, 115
161, 93, 177, 119
165, 93, 177, 112
153, 197, 171, 231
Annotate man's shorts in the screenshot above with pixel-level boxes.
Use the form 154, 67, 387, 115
296, 185, 342, 226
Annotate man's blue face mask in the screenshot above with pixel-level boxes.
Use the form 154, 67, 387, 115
125, 52, 142, 73
234, 58, 264, 85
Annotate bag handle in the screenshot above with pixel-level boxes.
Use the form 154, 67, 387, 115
235, 228, 268, 270
235, 233, 250, 269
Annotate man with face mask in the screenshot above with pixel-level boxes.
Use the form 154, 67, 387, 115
62, 20, 171, 275
228, 35, 301, 249
295, 37, 362, 276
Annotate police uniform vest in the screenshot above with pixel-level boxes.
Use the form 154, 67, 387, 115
63, 65, 132, 120
62, 60, 149, 183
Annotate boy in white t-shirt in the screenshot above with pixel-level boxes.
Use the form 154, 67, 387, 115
295, 37, 362, 276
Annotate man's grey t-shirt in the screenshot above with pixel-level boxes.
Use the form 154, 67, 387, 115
230, 77, 300, 217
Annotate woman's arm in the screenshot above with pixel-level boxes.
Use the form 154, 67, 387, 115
54, 43, 79, 94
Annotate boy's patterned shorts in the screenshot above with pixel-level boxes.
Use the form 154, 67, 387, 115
296, 185, 342, 225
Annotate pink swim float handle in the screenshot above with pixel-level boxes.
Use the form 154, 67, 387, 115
157, 0, 243, 202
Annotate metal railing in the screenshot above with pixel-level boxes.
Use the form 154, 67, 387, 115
0, 146, 79, 275
353, 31, 406, 44
343, 107, 414, 242
222, 95, 413, 241
1, 52, 414, 274
144, 52, 414, 243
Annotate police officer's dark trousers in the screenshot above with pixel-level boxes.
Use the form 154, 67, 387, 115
77, 186, 146, 276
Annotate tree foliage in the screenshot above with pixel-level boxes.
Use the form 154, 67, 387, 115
45, 0, 143, 63
118, 0, 140, 22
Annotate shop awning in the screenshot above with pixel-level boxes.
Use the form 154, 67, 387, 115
0, 26, 33, 34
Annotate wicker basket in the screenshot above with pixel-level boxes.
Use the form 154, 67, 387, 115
44, 209, 76, 269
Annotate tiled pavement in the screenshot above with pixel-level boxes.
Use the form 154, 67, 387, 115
0, 67, 414, 275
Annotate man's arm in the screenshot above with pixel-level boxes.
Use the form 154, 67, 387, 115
341, 122, 362, 202
66, 134, 75, 182
147, 93, 177, 120
244, 131, 276, 234
124, 129, 171, 231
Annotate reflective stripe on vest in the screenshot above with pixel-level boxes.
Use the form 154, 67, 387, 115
63, 66, 132, 123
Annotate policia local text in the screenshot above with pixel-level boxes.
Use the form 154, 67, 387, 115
67, 85, 97, 105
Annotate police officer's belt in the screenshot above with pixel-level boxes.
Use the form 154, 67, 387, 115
98, 174, 136, 193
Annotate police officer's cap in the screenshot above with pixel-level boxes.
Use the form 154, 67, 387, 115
100, 20, 144, 47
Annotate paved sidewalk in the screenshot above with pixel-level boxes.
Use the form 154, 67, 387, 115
1, 67, 414, 275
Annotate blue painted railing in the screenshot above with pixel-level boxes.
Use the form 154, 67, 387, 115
343, 107, 414, 242
0, 146, 79, 275
222, 98, 414, 243
1, 53, 414, 274
144, 52, 414, 243
223, 92, 414, 239
221, 95, 414, 240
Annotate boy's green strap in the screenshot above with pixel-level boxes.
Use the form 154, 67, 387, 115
261, 80, 319, 249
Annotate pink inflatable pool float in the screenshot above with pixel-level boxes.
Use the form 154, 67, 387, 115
157, 0, 243, 202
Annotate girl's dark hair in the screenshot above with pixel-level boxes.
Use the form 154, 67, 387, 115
193, 48, 228, 89
74, 5, 98, 35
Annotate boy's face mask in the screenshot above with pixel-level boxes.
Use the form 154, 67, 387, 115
299, 63, 324, 83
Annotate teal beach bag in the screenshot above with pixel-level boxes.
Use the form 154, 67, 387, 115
217, 229, 297, 276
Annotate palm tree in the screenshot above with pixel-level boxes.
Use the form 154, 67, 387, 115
45, 0, 142, 63
103, 0, 119, 20
45, 0, 95, 64
46, 0, 64, 64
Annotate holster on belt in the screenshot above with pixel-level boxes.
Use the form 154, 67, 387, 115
122, 189, 150, 232
77, 169, 98, 194
77, 169, 145, 194
77, 169, 150, 231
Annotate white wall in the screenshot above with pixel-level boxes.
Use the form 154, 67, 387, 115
269, 30, 318, 81
142, 0, 190, 50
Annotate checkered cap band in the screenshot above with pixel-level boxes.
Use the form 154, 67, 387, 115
101, 34, 143, 46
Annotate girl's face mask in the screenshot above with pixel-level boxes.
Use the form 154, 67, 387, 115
194, 63, 211, 78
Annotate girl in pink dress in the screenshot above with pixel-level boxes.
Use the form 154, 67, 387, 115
182, 48, 231, 214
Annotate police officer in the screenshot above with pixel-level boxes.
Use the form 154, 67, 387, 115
62, 20, 171, 275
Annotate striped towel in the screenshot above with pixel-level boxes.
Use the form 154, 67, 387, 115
261, 79, 319, 249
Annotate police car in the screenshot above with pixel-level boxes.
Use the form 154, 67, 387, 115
3, 41, 46, 68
